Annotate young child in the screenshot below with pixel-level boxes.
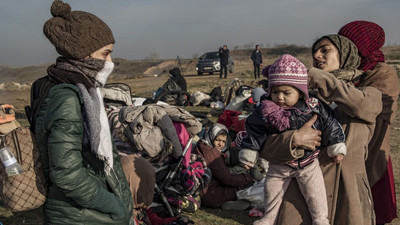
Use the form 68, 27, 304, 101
227, 132, 264, 182
241, 54, 347, 225
228, 148, 257, 174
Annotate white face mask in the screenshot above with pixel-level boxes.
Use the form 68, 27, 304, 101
95, 61, 114, 87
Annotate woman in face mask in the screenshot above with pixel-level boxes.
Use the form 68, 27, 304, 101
31, 1, 134, 224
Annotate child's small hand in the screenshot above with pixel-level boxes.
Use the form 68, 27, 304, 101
244, 164, 251, 170
334, 154, 344, 163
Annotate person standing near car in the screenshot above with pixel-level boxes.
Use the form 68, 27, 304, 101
251, 45, 263, 79
219, 45, 230, 79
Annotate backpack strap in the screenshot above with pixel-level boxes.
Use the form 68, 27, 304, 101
26, 76, 56, 134
11, 129, 23, 164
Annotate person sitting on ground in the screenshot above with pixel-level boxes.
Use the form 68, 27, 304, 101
228, 131, 264, 181
193, 123, 257, 209
169, 67, 187, 92
242, 54, 347, 225
228, 149, 263, 181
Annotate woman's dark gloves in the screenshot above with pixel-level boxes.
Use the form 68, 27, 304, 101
88, 188, 127, 220
108, 197, 128, 220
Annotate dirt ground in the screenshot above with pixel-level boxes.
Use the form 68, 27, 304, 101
0, 62, 399, 225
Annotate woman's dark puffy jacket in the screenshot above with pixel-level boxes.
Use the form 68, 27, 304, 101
34, 84, 134, 225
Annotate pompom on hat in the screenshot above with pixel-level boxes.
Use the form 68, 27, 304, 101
43, 0, 115, 60
338, 20, 385, 71
264, 54, 309, 99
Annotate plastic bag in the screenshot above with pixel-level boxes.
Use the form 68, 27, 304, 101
236, 178, 265, 207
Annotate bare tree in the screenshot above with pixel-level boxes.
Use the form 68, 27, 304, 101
242, 42, 255, 49
145, 52, 159, 60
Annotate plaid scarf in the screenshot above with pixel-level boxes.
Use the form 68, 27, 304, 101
338, 20, 385, 72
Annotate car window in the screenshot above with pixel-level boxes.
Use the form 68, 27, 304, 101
203, 52, 219, 59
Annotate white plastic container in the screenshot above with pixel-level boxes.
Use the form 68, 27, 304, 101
0, 147, 23, 177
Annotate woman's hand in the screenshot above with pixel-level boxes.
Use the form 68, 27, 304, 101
334, 154, 344, 163
292, 115, 322, 151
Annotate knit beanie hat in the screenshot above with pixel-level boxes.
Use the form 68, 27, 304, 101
264, 54, 309, 99
43, 0, 115, 60
239, 149, 258, 168
251, 88, 266, 103
338, 20, 385, 71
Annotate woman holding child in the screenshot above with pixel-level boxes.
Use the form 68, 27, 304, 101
243, 54, 347, 225
255, 34, 382, 225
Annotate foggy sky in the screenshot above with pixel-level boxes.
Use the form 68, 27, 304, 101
0, 0, 399, 66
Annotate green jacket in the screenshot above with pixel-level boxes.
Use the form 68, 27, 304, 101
35, 84, 134, 225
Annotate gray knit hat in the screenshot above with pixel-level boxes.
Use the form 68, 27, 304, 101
239, 149, 259, 168
43, 0, 115, 60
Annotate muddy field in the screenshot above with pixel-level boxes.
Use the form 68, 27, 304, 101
0, 59, 399, 225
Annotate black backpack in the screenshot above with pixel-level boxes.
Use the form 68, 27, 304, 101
25, 76, 56, 134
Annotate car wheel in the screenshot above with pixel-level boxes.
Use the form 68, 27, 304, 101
209, 72, 213, 75
198, 71, 203, 75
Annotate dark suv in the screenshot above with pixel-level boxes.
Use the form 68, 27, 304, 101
195, 51, 234, 75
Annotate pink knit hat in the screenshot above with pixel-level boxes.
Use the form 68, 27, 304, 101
265, 54, 309, 99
